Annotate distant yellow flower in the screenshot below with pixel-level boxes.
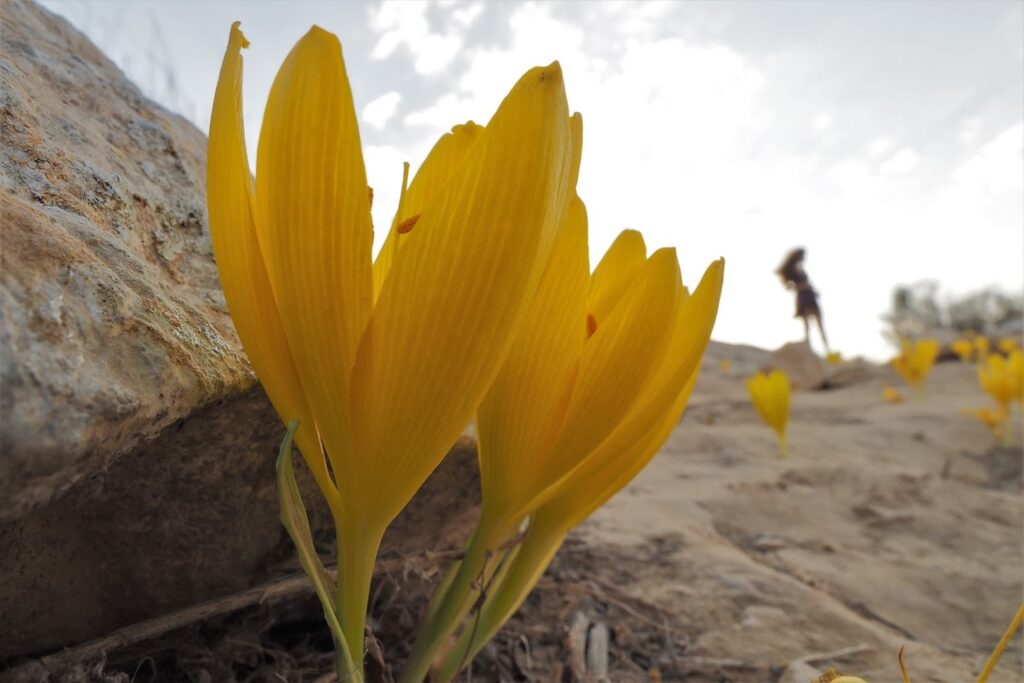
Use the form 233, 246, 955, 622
977, 350, 1023, 408
826, 351, 843, 365
882, 385, 904, 403
997, 337, 1019, 354
747, 370, 790, 455
891, 338, 940, 391
208, 22, 575, 672
974, 335, 991, 360
951, 339, 973, 362
720, 357, 733, 372
1010, 350, 1024, 403
962, 405, 1009, 441
819, 674, 867, 683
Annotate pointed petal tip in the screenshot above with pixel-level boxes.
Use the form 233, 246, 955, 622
304, 24, 342, 51
528, 61, 563, 88
713, 257, 726, 277
646, 248, 682, 284
649, 246, 678, 262
570, 112, 583, 136
229, 21, 250, 49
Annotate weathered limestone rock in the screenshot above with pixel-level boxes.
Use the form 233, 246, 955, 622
768, 340, 828, 390
0, 0, 478, 659
1, 0, 246, 518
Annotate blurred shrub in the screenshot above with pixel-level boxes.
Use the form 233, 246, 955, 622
883, 280, 1023, 346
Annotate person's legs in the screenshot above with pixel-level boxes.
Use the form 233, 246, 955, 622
813, 311, 830, 353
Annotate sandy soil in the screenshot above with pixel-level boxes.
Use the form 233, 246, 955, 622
475, 342, 1022, 682
6, 342, 1021, 683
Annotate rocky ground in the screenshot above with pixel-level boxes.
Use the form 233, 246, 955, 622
6, 343, 1020, 683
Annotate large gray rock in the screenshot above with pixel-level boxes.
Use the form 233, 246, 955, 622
0, 0, 478, 659
0, 0, 246, 519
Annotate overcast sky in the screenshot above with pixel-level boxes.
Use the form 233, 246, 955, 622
41, 0, 1024, 359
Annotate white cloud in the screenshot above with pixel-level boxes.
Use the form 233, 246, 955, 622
952, 122, 1024, 197
869, 136, 893, 157
813, 112, 831, 132
878, 148, 919, 175
958, 116, 984, 145
362, 91, 402, 129
362, 144, 406, 244
452, 3, 484, 28
369, 0, 463, 75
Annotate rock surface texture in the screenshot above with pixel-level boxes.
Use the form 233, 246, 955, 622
0, 0, 479, 659
768, 340, 828, 390
1, 0, 243, 520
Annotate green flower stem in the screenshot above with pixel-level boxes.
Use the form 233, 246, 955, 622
398, 511, 518, 682
419, 551, 461, 630
434, 521, 567, 681
276, 422, 360, 682
335, 519, 385, 676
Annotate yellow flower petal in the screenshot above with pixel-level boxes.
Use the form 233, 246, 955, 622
207, 22, 337, 508
748, 370, 790, 440
439, 261, 724, 674
538, 370, 698, 531
568, 113, 583, 192
529, 248, 684, 503
372, 122, 484, 300
978, 352, 1019, 408
477, 196, 590, 515
588, 229, 647, 324
533, 259, 723, 515
891, 338, 939, 389
254, 26, 374, 491
349, 63, 573, 525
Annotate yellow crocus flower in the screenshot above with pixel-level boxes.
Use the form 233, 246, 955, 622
890, 338, 940, 391
208, 22, 573, 670
405, 204, 723, 678
826, 351, 843, 365
951, 339, 974, 362
974, 335, 991, 360
477, 234, 723, 530
998, 337, 1019, 354
977, 352, 1021, 409
961, 405, 1009, 442
1009, 349, 1024, 403
747, 370, 791, 456
819, 673, 867, 683
421, 224, 723, 681
882, 384, 905, 403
